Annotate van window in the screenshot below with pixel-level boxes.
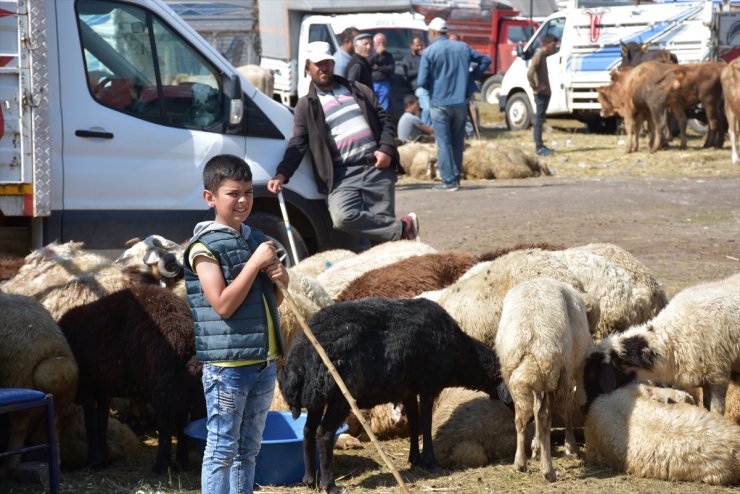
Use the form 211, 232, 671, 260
529, 17, 565, 52
77, 0, 224, 131
357, 28, 428, 66
308, 24, 335, 45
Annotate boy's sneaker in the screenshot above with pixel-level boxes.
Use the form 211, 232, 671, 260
536, 147, 554, 156
400, 212, 420, 242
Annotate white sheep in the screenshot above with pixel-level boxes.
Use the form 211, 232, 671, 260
431, 387, 530, 468
291, 248, 357, 277
116, 235, 185, 296
317, 240, 437, 299
583, 272, 740, 415
552, 247, 666, 339
0, 293, 79, 476
495, 278, 593, 482
436, 249, 586, 349
584, 382, 740, 485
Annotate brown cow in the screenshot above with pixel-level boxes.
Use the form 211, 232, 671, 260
597, 62, 683, 153
720, 58, 740, 164
667, 62, 726, 149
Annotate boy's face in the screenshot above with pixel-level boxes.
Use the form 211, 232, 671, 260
203, 179, 253, 231
407, 100, 420, 115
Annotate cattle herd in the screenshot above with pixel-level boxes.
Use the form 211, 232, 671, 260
598, 43, 739, 164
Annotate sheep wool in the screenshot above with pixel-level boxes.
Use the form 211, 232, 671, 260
495, 278, 593, 482
586, 272, 740, 414
585, 383, 740, 485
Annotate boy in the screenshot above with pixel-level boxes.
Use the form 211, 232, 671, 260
184, 154, 288, 494
397, 94, 435, 143
527, 34, 560, 156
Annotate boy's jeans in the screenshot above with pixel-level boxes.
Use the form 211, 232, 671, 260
534, 93, 551, 150
201, 361, 276, 494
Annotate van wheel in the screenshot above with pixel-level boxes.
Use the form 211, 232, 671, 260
246, 212, 308, 267
687, 118, 707, 134
480, 75, 504, 105
505, 92, 532, 130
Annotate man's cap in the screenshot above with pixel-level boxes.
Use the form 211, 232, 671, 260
305, 41, 334, 64
428, 17, 448, 33
353, 32, 373, 44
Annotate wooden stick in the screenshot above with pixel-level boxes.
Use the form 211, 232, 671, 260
275, 280, 409, 494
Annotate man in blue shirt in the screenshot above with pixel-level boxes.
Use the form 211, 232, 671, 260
418, 18, 490, 191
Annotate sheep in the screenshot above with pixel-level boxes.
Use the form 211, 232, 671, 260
291, 248, 357, 277
57, 283, 204, 474
116, 235, 185, 296
551, 247, 665, 339
436, 248, 587, 349
583, 272, 740, 415
335, 252, 478, 302
584, 382, 740, 485
0, 293, 79, 477
431, 387, 529, 468
236, 64, 274, 98
495, 278, 593, 482
317, 240, 437, 299
278, 297, 503, 494
463, 143, 550, 180
397, 142, 437, 179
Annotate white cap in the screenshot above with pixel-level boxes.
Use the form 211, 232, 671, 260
305, 41, 334, 64
428, 17, 448, 33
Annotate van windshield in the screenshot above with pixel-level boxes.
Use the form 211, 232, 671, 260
357, 28, 428, 64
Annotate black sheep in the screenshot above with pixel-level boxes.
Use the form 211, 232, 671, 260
278, 297, 503, 494
58, 284, 204, 474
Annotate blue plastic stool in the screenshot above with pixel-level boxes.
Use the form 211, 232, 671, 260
0, 388, 59, 494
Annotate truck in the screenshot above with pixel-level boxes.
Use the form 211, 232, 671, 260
0, 0, 359, 261
499, 0, 740, 133
258, 0, 428, 113
411, 1, 540, 104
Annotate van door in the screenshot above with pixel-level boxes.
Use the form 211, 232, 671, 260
57, 0, 245, 245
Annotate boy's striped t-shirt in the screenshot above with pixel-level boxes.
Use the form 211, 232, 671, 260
316, 83, 377, 165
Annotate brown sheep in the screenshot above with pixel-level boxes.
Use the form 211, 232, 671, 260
57, 284, 204, 474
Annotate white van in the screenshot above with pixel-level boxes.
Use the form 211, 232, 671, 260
0, 0, 357, 261
499, 0, 737, 133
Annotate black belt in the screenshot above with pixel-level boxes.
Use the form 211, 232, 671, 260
345, 155, 376, 167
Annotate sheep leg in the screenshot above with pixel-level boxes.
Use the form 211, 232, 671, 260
174, 413, 190, 471
403, 395, 422, 466
83, 399, 110, 468
301, 408, 322, 488
535, 391, 555, 482
418, 394, 439, 470
152, 408, 175, 474
512, 387, 532, 472
316, 404, 347, 494
561, 378, 579, 457
702, 383, 727, 415
0, 414, 32, 477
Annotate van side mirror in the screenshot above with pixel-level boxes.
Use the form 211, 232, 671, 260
222, 73, 243, 128
516, 42, 524, 58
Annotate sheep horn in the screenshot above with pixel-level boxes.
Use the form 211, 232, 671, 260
158, 253, 182, 279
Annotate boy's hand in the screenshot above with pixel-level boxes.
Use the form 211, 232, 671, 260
264, 259, 289, 285
253, 241, 278, 269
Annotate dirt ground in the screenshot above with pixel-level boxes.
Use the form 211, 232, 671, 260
2, 105, 739, 494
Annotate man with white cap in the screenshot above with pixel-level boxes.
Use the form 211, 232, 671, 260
267, 41, 420, 247
418, 17, 491, 191
345, 32, 374, 89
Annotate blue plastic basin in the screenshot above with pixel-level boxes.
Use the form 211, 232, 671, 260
184, 411, 348, 486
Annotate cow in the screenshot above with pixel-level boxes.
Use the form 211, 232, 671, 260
597, 62, 684, 153
667, 62, 726, 149
720, 58, 740, 164
619, 41, 678, 68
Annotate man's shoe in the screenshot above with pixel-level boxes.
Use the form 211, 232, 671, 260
536, 147, 554, 156
433, 182, 459, 191
400, 212, 420, 242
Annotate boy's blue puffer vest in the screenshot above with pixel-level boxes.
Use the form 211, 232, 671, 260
184, 228, 284, 363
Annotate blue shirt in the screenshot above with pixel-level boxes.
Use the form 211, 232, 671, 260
418, 36, 491, 106
334, 49, 352, 78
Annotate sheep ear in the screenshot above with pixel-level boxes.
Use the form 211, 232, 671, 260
599, 364, 616, 394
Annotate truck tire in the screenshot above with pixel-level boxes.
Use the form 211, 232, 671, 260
687, 118, 707, 134
480, 75, 504, 105
505, 92, 532, 130
247, 212, 308, 267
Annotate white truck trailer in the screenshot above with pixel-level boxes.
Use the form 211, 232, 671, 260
0, 0, 357, 260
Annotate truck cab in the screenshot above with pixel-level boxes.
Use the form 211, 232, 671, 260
0, 0, 355, 262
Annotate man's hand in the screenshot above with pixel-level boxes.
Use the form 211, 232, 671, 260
267, 174, 286, 194
373, 150, 392, 169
